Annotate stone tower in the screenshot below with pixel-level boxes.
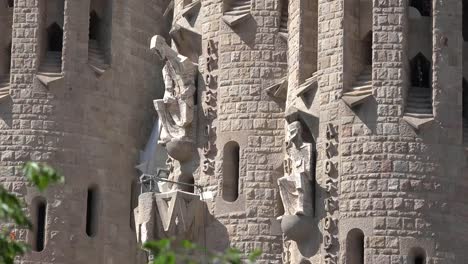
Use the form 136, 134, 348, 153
2, 0, 169, 263
3, 0, 468, 264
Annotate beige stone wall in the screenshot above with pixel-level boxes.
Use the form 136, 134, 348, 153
4, 0, 165, 263
3, 0, 468, 263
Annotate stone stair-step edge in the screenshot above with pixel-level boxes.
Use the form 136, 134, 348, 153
224, 0, 250, 15
351, 67, 372, 91
0, 75, 10, 87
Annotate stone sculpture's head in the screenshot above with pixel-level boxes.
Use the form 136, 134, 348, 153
287, 121, 303, 146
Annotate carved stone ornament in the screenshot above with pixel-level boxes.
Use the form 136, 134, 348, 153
278, 121, 315, 216
324, 216, 334, 231
151, 35, 197, 161
324, 233, 333, 250
134, 190, 204, 245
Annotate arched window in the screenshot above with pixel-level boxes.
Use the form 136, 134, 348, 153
409, 247, 426, 264
47, 23, 63, 52
31, 197, 47, 252
410, 53, 431, 88
86, 185, 99, 237
410, 0, 431, 17
346, 228, 365, 264
222, 141, 240, 202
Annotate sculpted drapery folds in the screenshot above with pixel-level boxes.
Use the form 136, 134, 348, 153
151, 35, 197, 146
278, 121, 315, 216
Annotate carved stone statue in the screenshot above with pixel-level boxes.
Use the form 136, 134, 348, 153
134, 190, 205, 261
151, 35, 197, 148
278, 121, 314, 216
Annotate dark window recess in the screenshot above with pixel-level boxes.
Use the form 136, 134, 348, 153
222, 141, 240, 202
346, 229, 365, 264
47, 23, 63, 52
363, 31, 373, 66
410, 53, 431, 88
7, 0, 13, 7
464, 0, 468, 41
89, 11, 100, 41
6, 42, 11, 73
410, 0, 431, 17
409, 247, 426, 264
86, 186, 99, 237
34, 201, 47, 252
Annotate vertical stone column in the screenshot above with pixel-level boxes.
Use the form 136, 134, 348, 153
212, 0, 287, 261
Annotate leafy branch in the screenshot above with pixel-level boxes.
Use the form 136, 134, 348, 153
0, 162, 64, 264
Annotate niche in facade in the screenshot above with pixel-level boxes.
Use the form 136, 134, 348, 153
346, 228, 365, 264
222, 141, 240, 202
344, 0, 372, 92
222, 0, 252, 27
406, 1, 433, 119
38, 0, 64, 75
0, 3, 12, 91
409, 247, 426, 264
88, 0, 112, 74
129, 180, 138, 231
342, 0, 373, 107
86, 186, 99, 237
463, 79, 468, 143
31, 197, 47, 252
6, 0, 13, 7
278, 0, 288, 38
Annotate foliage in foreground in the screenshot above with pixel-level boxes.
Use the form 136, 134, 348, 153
143, 239, 262, 264
0, 162, 64, 264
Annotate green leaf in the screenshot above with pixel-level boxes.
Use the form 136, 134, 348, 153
23, 162, 64, 192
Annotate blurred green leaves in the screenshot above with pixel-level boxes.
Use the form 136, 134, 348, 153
143, 239, 261, 264
23, 162, 64, 192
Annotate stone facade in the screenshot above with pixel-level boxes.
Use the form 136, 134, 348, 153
2, 0, 468, 263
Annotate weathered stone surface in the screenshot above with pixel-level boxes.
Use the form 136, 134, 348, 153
3, 0, 468, 263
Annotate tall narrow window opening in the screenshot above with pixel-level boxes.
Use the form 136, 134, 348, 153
0, 2, 12, 88
406, 0, 433, 117
129, 180, 138, 230
86, 186, 99, 237
344, 0, 372, 92
6, 0, 13, 7
409, 247, 426, 264
346, 228, 365, 264
47, 23, 63, 52
88, 0, 112, 70
38, 0, 64, 74
279, 0, 288, 36
222, 141, 240, 202
31, 198, 47, 252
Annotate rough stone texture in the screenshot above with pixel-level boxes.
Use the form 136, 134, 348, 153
2, 0, 468, 263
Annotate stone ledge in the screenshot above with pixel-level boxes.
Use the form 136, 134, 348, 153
88, 63, 110, 77
402, 114, 434, 130
214, 194, 246, 215
266, 78, 287, 101
36, 72, 64, 88
342, 89, 373, 108
222, 13, 251, 27
297, 73, 318, 98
